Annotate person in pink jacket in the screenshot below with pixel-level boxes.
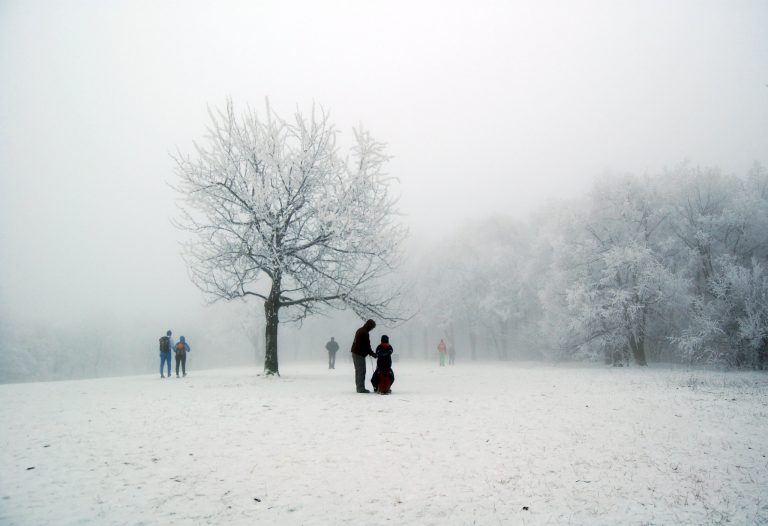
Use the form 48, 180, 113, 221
437, 338, 447, 366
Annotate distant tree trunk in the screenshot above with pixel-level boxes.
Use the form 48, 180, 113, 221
469, 329, 477, 361
264, 276, 281, 375
630, 308, 648, 366
757, 337, 768, 370
500, 327, 509, 360
628, 333, 647, 366
495, 325, 508, 360
406, 329, 412, 359
93, 349, 102, 377
423, 326, 429, 361
491, 332, 505, 360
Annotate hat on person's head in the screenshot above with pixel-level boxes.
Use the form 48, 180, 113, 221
179, 335, 186, 342
167, 330, 172, 336
381, 335, 389, 343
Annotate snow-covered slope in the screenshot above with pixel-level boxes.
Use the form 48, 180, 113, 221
1, 362, 766, 525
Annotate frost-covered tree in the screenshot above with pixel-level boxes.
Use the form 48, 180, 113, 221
412, 226, 486, 360
173, 99, 407, 375
713, 258, 768, 367
676, 256, 768, 367
554, 175, 688, 365
471, 218, 536, 359
669, 163, 768, 366
666, 164, 766, 289
411, 216, 539, 361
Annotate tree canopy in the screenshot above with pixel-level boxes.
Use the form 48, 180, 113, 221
173, 99, 407, 374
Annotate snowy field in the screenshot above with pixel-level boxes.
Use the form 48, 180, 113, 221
1, 361, 767, 525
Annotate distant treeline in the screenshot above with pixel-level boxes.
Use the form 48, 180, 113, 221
403, 163, 768, 368
0, 315, 256, 384
0, 320, 150, 383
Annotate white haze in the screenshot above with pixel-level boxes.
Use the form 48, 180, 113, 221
0, 1, 766, 379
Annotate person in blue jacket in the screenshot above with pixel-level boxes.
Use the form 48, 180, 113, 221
159, 330, 173, 378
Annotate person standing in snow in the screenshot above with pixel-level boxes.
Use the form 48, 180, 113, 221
174, 335, 190, 378
448, 342, 456, 365
350, 319, 377, 393
159, 330, 173, 378
437, 338, 447, 366
325, 336, 340, 369
371, 334, 395, 394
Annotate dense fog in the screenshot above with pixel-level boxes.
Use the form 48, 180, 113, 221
1, 1, 767, 382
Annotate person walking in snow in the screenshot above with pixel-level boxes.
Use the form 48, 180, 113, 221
437, 338, 447, 366
325, 336, 340, 369
159, 330, 173, 378
371, 334, 395, 394
174, 335, 191, 378
350, 319, 377, 393
448, 342, 456, 365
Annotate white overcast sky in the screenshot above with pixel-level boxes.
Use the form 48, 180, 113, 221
0, 0, 766, 326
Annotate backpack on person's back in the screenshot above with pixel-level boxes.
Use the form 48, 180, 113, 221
159, 335, 171, 353
175, 341, 186, 354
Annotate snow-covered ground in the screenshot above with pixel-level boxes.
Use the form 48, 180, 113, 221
1, 361, 767, 525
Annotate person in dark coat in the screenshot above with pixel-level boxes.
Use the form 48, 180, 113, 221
350, 319, 376, 393
159, 330, 173, 379
371, 334, 395, 394
325, 336, 340, 369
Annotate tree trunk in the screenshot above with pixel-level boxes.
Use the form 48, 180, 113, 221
264, 277, 281, 375
406, 328, 413, 359
628, 332, 647, 366
469, 329, 477, 361
500, 327, 510, 360
495, 324, 508, 360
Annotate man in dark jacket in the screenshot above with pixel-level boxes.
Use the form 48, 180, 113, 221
325, 337, 340, 369
350, 319, 376, 393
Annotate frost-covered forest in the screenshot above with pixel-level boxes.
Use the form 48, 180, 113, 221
403, 163, 768, 369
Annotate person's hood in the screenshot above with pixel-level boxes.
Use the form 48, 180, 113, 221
179, 336, 186, 342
